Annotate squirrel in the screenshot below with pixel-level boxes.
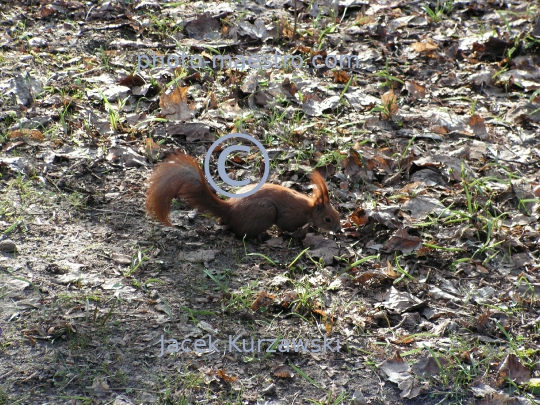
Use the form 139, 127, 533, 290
145, 152, 341, 238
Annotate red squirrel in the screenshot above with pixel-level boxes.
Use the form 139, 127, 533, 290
145, 152, 341, 238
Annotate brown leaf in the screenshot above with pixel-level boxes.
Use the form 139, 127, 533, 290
308, 50, 327, 67
352, 272, 381, 285
159, 86, 196, 121
273, 364, 294, 378
291, 45, 312, 55
411, 39, 438, 53
393, 335, 415, 345
341, 149, 362, 177
251, 292, 275, 311
281, 77, 297, 97
382, 229, 422, 254
350, 208, 369, 226
381, 90, 399, 118
469, 114, 488, 138
279, 15, 294, 39
497, 353, 531, 386
216, 369, 238, 383
280, 291, 298, 308
431, 125, 448, 134
35, 5, 55, 18
333, 70, 350, 84
476, 264, 489, 274
405, 81, 426, 99
368, 155, 393, 173
312, 308, 328, 318
9, 129, 44, 141
119, 74, 145, 87
383, 261, 401, 279
416, 246, 433, 257
207, 92, 218, 109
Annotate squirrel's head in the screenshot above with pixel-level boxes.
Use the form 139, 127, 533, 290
311, 171, 341, 233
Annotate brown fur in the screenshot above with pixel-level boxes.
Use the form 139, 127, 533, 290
146, 152, 341, 238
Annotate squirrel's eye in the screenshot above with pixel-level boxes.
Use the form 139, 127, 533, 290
325, 217, 331, 223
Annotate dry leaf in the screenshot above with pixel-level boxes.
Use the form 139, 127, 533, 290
207, 92, 218, 109
381, 90, 399, 118
281, 77, 297, 97
333, 70, 350, 84
9, 129, 44, 141
497, 353, 531, 386
411, 39, 438, 53
251, 292, 275, 311
273, 364, 294, 378
405, 80, 426, 99
469, 114, 488, 138
280, 291, 298, 308
350, 208, 369, 226
341, 149, 362, 176
216, 369, 238, 383
159, 86, 196, 121
382, 229, 422, 254
119, 74, 145, 87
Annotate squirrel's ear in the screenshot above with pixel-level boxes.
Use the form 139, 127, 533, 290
311, 170, 329, 203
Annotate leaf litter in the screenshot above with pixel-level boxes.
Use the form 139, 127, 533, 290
0, 0, 539, 404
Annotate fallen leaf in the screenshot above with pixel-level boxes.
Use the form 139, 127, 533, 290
411, 39, 438, 53
303, 234, 339, 264
273, 364, 294, 378
497, 353, 531, 386
159, 86, 196, 121
333, 70, 350, 84
251, 292, 275, 311
382, 229, 421, 254
411, 354, 448, 377
185, 13, 221, 40
469, 114, 488, 138
405, 81, 426, 99
9, 129, 44, 141
216, 369, 237, 383
381, 89, 399, 119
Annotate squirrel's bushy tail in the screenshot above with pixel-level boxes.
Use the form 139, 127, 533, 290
146, 152, 230, 226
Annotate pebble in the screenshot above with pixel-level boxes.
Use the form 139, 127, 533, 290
28, 37, 47, 47
261, 383, 276, 395
0, 239, 17, 252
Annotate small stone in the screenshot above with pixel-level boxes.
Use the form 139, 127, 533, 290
351, 388, 367, 405
113, 395, 134, 405
111, 253, 132, 265
28, 37, 48, 47
0, 239, 17, 252
238, 308, 255, 321
261, 383, 276, 395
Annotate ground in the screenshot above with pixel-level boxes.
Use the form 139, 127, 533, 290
0, 1, 539, 404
